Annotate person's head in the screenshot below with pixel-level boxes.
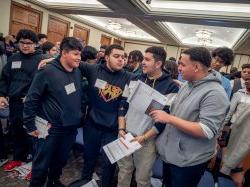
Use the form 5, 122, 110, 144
241, 63, 250, 81
179, 47, 211, 81
142, 46, 166, 77
37, 34, 48, 45
97, 44, 108, 59
124, 52, 128, 66
245, 76, 250, 91
211, 47, 234, 71
5, 35, 15, 44
127, 50, 143, 71
164, 60, 178, 79
230, 67, 238, 74
60, 37, 83, 70
104, 44, 124, 71
16, 29, 38, 54
169, 57, 176, 62
81, 45, 98, 64
41, 42, 57, 57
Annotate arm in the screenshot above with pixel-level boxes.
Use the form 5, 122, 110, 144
0, 59, 11, 97
23, 70, 48, 134
223, 93, 240, 125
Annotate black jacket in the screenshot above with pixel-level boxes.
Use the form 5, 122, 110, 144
23, 58, 83, 133
79, 62, 134, 130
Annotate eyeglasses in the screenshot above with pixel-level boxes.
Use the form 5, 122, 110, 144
19, 41, 34, 46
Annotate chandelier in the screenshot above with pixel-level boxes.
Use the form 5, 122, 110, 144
196, 29, 212, 46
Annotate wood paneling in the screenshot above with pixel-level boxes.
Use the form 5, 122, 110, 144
47, 15, 69, 44
113, 38, 122, 45
100, 34, 111, 46
10, 2, 42, 35
73, 24, 89, 45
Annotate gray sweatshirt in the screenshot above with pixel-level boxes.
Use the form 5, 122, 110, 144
156, 71, 230, 167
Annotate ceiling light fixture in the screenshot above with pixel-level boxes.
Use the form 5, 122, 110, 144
196, 29, 213, 46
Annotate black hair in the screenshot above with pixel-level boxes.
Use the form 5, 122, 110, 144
145, 46, 166, 68
41, 42, 55, 54
60, 37, 83, 53
81, 45, 98, 61
104, 44, 124, 56
212, 47, 234, 66
182, 47, 211, 68
124, 52, 128, 58
128, 50, 143, 63
164, 60, 178, 79
37, 33, 47, 41
100, 44, 108, 50
242, 63, 250, 70
169, 57, 176, 61
16, 29, 38, 43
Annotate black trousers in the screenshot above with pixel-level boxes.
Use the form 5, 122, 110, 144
29, 131, 76, 187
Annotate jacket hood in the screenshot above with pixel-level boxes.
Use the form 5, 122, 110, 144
188, 70, 222, 88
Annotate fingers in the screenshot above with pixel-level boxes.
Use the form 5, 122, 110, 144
0, 98, 9, 108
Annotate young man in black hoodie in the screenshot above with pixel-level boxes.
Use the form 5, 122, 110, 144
0, 29, 44, 170
23, 37, 83, 187
70, 44, 134, 187
117, 46, 179, 187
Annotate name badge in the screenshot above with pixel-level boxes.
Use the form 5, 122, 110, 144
11, 61, 22, 69
65, 83, 76, 95
95, 79, 107, 89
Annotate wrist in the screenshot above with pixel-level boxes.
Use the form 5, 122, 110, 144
231, 167, 244, 173
118, 128, 126, 133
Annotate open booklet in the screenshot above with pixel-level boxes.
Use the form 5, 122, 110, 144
127, 80, 177, 115
103, 133, 142, 164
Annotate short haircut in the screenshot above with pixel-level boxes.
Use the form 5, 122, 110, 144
242, 63, 250, 70
104, 44, 124, 56
60, 37, 83, 53
81, 45, 98, 61
169, 57, 176, 61
100, 44, 108, 50
182, 47, 211, 68
145, 46, 166, 64
165, 60, 178, 79
212, 47, 234, 66
41, 42, 55, 54
128, 50, 143, 63
16, 29, 38, 43
37, 33, 47, 41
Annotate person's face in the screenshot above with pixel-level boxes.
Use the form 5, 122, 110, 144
211, 56, 225, 71
39, 38, 47, 45
62, 49, 81, 69
241, 68, 250, 81
97, 48, 105, 59
105, 49, 124, 71
48, 46, 57, 57
142, 52, 161, 75
55, 42, 61, 49
245, 79, 250, 90
179, 54, 198, 81
123, 56, 128, 66
18, 39, 36, 54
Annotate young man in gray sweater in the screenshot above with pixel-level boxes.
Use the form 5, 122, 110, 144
150, 47, 230, 187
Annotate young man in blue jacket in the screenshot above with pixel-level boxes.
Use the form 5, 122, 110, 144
23, 37, 83, 187
70, 44, 134, 187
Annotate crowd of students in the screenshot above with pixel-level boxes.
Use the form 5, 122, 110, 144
0, 28, 250, 187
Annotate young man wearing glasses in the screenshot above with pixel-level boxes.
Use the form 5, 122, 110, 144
0, 29, 44, 171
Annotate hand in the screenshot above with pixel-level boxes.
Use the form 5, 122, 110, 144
149, 110, 170, 123
118, 129, 126, 138
29, 130, 39, 137
21, 96, 26, 103
131, 135, 146, 144
231, 171, 244, 187
0, 97, 9, 108
38, 58, 54, 70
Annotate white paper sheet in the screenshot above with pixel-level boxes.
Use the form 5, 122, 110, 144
35, 116, 50, 139
103, 133, 142, 164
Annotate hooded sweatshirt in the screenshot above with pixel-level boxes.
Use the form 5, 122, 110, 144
156, 70, 230, 167
23, 58, 83, 134
79, 62, 134, 130
124, 72, 179, 135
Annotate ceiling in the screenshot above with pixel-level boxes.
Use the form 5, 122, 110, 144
28, 0, 250, 54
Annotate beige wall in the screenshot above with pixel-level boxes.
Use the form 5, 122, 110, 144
124, 40, 165, 54
0, 0, 11, 36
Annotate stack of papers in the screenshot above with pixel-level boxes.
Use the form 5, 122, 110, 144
103, 133, 142, 164
35, 116, 50, 139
